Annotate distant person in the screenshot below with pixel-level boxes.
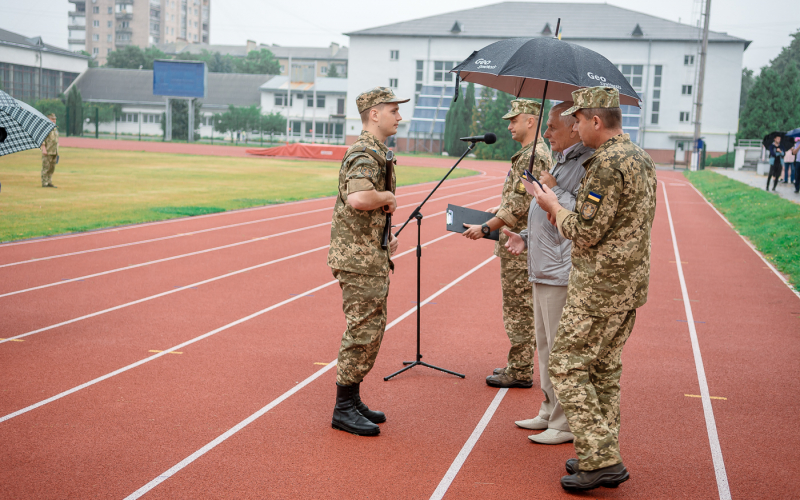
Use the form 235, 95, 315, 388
783, 141, 795, 184
462, 99, 553, 389
40, 113, 59, 188
503, 101, 594, 446
767, 135, 783, 191
328, 87, 405, 436
793, 140, 800, 194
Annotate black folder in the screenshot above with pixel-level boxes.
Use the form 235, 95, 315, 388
445, 204, 500, 241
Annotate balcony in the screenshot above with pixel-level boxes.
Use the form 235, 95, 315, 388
68, 14, 85, 29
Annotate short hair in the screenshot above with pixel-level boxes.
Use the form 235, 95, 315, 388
360, 103, 387, 125
577, 107, 622, 130
550, 101, 576, 126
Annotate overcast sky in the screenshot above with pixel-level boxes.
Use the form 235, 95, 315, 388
1, 0, 796, 70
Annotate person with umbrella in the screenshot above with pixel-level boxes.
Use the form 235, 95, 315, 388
529, 86, 657, 491
766, 135, 785, 191
40, 113, 59, 188
462, 99, 553, 389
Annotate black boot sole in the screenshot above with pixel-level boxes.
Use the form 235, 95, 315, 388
561, 471, 629, 491
331, 421, 380, 436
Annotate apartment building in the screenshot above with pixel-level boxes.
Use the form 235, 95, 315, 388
68, 0, 210, 65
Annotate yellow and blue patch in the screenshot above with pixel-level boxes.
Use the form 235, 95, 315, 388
587, 191, 603, 203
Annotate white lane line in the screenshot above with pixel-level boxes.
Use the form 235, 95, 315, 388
123, 255, 498, 500
679, 179, 800, 301
0, 177, 496, 268
0, 184, 502, 299
662, 181, 731, 500
0, 195, 500, 344
0, 174, 489, 249
429, 388, 507, 500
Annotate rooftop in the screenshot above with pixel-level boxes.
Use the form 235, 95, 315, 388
346, 2, 748, 45
0, 27, 90, 59
70, 68, 275, 107
156, 41, 348, 60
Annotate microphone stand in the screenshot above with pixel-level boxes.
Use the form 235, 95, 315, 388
384, 141, 479, 381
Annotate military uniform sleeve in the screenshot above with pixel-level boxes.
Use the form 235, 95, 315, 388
556, 165, 623, 249
495, 177, 533, 228
43, 130, 57, 156
345, 155, 380, 195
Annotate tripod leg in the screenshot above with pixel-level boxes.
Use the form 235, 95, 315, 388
419, 361, 465, 378
384, 361, 420, 381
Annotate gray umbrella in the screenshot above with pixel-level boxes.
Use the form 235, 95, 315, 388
0, 90, 56, 157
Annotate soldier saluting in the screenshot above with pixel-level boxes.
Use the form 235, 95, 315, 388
530, 86, 657, 491
328, 87, 406, 436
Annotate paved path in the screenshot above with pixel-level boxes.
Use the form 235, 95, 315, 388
710, 167, 800, 204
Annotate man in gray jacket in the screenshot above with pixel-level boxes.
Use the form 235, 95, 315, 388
503, 101, 594, 445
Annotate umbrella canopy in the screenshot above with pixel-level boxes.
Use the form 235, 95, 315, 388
451, 37, 641, 106
762, 131, 795, 151
0, 90, 56, 157
785, 128, 800, 138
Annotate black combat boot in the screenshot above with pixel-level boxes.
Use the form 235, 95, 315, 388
561, 462, 629, 491
565, 458, 579, 475
352, 382, 386, 424
332, 383, 380, 436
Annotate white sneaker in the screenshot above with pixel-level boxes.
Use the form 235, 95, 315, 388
528, 428, 574, 445
515, 416, 549, 430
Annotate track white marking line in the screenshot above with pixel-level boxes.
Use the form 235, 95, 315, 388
676, 178, 800, 301
0, 177, 495, 268
0, 195, 500, 344
662, 181, 731, 500
0, 184, 502, 299
430, 387, 507, 500
0, 173, 490, 249
123, 255, 498, 500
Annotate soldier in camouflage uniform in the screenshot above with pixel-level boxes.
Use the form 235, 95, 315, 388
530, 87, 656, 491
462, 99, 553, 388
328, 87, 407, 436
41, 113, 59, 188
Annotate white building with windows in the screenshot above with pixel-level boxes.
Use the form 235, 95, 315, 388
259, 76, 348, 143
344, 2, 749, 162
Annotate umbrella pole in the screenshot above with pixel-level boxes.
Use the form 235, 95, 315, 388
526, 80, 549, 175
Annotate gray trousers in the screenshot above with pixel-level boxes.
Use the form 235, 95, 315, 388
533, 282, 571, 432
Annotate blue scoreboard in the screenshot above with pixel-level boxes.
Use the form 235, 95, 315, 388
153, 60, 207, 98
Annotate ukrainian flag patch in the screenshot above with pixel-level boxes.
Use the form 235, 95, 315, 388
587, 191, 602, 203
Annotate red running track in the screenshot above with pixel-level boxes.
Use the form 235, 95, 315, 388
1, 167, 798, 499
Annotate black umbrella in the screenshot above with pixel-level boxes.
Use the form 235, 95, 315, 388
450, 20, 641, 176
0, 89, 56, 157
762, 131, 794, 151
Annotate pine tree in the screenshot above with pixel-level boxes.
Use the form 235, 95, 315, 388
444, 82, 475, 156
738, 63, 800, 141
66, 86, 83, 136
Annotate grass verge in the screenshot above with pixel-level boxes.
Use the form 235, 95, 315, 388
0, 148, 477, 242
685, 170, 800, 289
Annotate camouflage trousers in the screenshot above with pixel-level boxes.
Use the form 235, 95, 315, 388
549, 305, 636, 471
41, 155, 56, 186
500, 258, 535, 382
333, 269, 390, 386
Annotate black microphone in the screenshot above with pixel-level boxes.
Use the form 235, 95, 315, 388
459, 133, 497, 144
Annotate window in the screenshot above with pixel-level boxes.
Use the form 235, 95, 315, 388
92, 47, 99, 55
390, 50, 399, 61
415, 60, 424, 104
681, 85, 693, 95
107, 6, 112, 14
92, 34, 99, 41
684, 55, 694, 65
337, 98, 345, 115
107, 34, 112, 42
651, 65, 662, 125
115, 4, 133, 14
317, 95, 325, 108
274, 94, 292, 106
618, 64, 643, 91
290, 120, 302, 137
107, 20, 112, 27
119, 21, 130, 28
389, 78, 398, 88
433, 61, 456, 82
307, 95, 314, 107
279, 65, 285, 73
93, 20, 99, 27
107, 48, 112, 54
117, 33, 131, 42
92, 6, 99, 13
679, 111, 691, 123
320, 66, 328, 75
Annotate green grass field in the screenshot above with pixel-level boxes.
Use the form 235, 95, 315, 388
685, 170, 800, 289
0, 148, 477, 243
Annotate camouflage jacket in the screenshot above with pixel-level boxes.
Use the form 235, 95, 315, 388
494, 139, 553, 261
327, 130, 396, 277
555, 134, 657, 314
42, 128, 58, 156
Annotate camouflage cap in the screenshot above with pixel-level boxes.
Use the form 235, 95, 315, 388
356, 86, 410, 114
502, 99, 542, 120
561, 86, 620, 116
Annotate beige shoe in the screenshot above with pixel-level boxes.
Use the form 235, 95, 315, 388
515, 416, 548, 430
528, 428, 574, 445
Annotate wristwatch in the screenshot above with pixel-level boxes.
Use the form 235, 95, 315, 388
481, 223, 490, 236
